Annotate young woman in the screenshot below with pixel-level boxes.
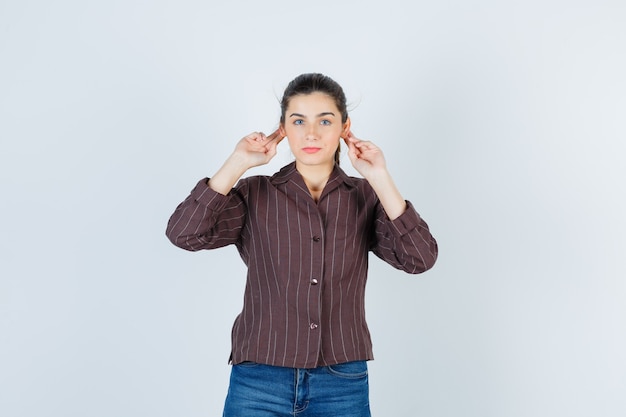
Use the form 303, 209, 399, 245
166, 73, 438, 416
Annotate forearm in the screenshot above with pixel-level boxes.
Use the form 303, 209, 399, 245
208, 153, 250, 195
366, 170, 407, 220
373, 202, 438, 273
165, 185, 221, 250
165, 178, 244, 251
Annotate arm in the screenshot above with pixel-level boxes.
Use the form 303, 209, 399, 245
165, 178, 248, 251
165, 129, 284, 251
344, 131, 438, 272
370, 199, 438, 273
343, 131, 405, 220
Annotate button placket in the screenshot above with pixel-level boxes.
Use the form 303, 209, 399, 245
311, 235, 321, 287
306, 210, 324, 356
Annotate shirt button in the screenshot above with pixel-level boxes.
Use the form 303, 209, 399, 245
312, 236, 321, 242
310, 323, 318, 330
311, 278, 319, 285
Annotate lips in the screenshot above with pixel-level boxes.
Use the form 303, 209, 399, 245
302, 147, 321, 154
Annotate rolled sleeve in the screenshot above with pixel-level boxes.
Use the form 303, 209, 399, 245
388, 201, 423, 236
189, 178, 231, 211
165, 178, 248, 251
374, 200, 438, 273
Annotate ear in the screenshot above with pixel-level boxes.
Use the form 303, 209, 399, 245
341, 118, 352, 138
279, 124, 286, 137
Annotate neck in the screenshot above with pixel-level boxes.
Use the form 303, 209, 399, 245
295, 161, 334, 193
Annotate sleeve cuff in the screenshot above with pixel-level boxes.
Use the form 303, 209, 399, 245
389, 200, 422, 236
189, 178, 231, 211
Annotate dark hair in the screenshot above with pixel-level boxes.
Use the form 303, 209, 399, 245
280, 73, 348, 165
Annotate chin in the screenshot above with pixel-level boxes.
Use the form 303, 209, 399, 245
298, 159, 334, 168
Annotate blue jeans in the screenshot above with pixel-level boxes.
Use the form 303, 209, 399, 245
222, 361, 372, 417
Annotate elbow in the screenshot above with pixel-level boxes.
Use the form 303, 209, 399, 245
165, 229, 202, 252
408, 258, 437, 275
408, 242, 438, 275
422, 242, 439, 272
421, 251, 438, 273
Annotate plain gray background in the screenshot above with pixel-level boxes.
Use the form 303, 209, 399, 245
1, 0, 625, 416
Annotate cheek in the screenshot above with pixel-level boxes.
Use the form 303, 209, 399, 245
283, 125, 300, 139
286, 135, 300, 151
324, 129, 343, 144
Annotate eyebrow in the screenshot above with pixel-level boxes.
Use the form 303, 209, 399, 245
289, 112, 336, 118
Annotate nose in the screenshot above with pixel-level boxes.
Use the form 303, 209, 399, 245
305, 124, 319, 140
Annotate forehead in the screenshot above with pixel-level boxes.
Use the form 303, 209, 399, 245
286, 92, 339, 114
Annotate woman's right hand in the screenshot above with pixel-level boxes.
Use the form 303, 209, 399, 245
232, 129, 285, 169
208, 129, 285, 195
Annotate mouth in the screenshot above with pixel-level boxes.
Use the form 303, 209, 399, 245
302, 147, 321, 154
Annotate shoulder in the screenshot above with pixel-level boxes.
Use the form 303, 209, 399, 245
332, 165, 366, 188
234, 174, 272, 194
332, 168, 378, 208
234, 164, 294, 194
345, 172, 375, 195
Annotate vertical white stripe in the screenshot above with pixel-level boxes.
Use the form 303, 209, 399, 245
292, 192, 302, 368
281, 186, 292, 367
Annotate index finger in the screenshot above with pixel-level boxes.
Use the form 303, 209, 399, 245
267, 128, 285, 144
343, 130, 359, 144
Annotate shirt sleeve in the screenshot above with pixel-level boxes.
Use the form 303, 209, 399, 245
370, 200, 438, 274
165, 178, 248, 251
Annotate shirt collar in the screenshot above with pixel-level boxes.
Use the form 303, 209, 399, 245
270, 162, 358, 189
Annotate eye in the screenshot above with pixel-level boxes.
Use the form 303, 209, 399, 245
320, 119, 331, 126
294, 119, 304, 125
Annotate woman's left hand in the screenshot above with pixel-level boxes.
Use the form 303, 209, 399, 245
343, 131, 388, 180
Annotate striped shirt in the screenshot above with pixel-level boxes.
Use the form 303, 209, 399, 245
166, 162, 438, 368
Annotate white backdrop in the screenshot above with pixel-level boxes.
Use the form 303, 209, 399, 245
1, 1, 625, 416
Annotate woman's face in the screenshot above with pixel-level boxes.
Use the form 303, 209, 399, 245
280, 92, 350, 170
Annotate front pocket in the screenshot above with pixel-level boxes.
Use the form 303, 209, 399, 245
325, 361, 368, 379
236, 361, 261, 368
